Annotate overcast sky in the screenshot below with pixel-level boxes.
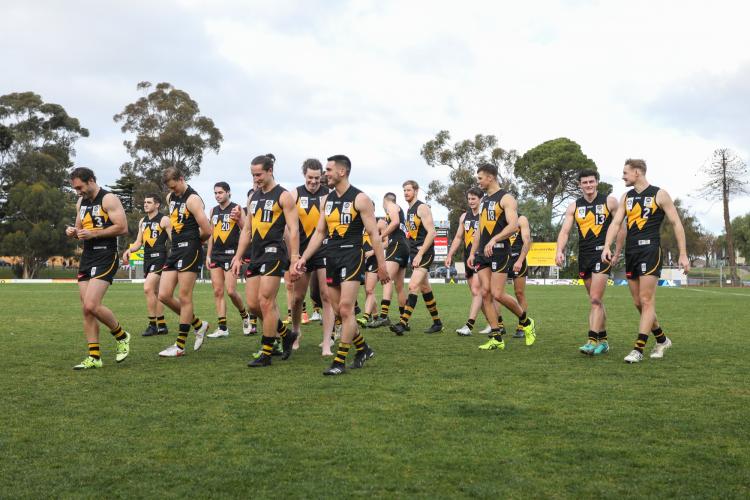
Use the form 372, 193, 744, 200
3, 0, 750, 233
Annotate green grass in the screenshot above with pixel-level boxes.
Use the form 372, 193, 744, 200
1, 283, 748, 498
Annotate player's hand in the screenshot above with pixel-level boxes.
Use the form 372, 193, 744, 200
294, 257, 307, 275
601, 247, 613, 263
205, 256, 212, 268
555, 251, 565, 267
513, 259, 522, 273
122, 250, 131, 265
229, 205, 242, 222
611, 251, 621, 266
377, 266, 390, 284
467, 253, 475, 268
679, 254, 690, 274
76, 229, 95, 240
445, 255, 453, 267
483, 242, 494, 257
411, 253, 422, 268
230, 256, 242, 277
65, 226, 77, 238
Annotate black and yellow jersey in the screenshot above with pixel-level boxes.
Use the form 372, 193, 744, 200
168, 185, 202, 246
575, 193, 611, 255
248, 184, 288, 262
324, 185, 364, 250
509, 221, 524, 256
142, 212, 168, 254
386, 205, 408, 244
477, 189, 509, 250
363, 229, 372, 252
463, 209, 479, 257
406, 200, 428, 246
79, 188, 117, 253
625, 185, 664, 251
296, 185, 329, 250
210, 202, 240, 257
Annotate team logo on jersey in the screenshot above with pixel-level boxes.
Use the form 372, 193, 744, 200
577, 207, 587, 219
79, 206, 87, 219
92, 206, 101, 216
325, 201, 333, 215
644, 197, 653, 208
212, 215, 219, 225
299, 197, 309, 209
264, 200, 274, 210
626, 198, 634, 210
595, 204, 604, 214
488, 201, 496, 212
464, 220, 471, 231
249, 201, 258, 213
342, 202, 352, 214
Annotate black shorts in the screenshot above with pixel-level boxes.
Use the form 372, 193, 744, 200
578, 252, 611, 279
246, 257, 289, 278
144, 252, 167, 277
385, 240, 409, 268
365, 254, 378, 273
409, 244, 435, 269
78, 251, 119, 284
326, 247, 364, 286
508, 255, 528, 279
164, 242, 203, 273
625, 246, 662, 280
209, 253, 234, 272
474, 249, 512, 274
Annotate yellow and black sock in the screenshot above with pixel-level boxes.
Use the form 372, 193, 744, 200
148, 316, 157, 327
277, 319, 288, 338
380, 299, 391, 318
422, 291, 440, 323
466, 318, 476, 330
598, 330, 608, 342
110, 324, 126, 341
218, 317, 227, 331
400, 293, 418, 325
588, 330, 598, 343
518, 311, 531, 327
353, 333, 368, 352
399, 306, 405, 316
652, 327, 666, 344
88, 342, 101, 360
497, 315, 504, 328
157, 316, 166, 328
333, 342, 351, 366
260, 335, 275, 358
176, 324, 190, 349
240, 309, 248, 319
363, 312, 372, 322
634, 333, 649, 353
191, 316, 203, 330
335, 317, 342, 328
302, 302, 307, 313
249, 314, 257, 325
490, 327, 504, 341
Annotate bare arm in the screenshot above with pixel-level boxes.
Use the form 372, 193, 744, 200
231, 205, 253, 277
657, 188, 690, 272
445, 212, 466, 268
358, 193, 390, 283
280, 191, 300, 272
122, 217, 145, 263
602, 193, 627, 262
485, 194, 518, 256
517, 216, 532, 262
381, 203, 401, 240
555, 202, 576, 266
206, 210, 214, 263
78, 193, 128, 240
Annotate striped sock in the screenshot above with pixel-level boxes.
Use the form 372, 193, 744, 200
88, 342, 101, 360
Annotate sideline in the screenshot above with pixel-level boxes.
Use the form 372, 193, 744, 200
680, 287, 750, 298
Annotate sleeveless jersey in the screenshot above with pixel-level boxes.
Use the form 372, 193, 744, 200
508, 220, 524, 256
324, 185, 364, 250
362, 229, 372, 251
625, 185, 664, 251
406, 200, 428, 246
463, 209, 479, 257
168, 185, 202, 246
386, 205, 408, 244
248, 184, 288, 261
478, 189, 509, 250
575, 193, 612, 255
79, 188, 116, 253
296, 185, 329, 248
210, 202, 240, 256
142, 212, 168, 254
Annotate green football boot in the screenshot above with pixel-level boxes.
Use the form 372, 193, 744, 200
115, 331, 131, 363
522, 317, 536, 346
579, 341, 597, 355
478, 338, 505, 350
73, 356, 103, 370
592, 341, 609, 356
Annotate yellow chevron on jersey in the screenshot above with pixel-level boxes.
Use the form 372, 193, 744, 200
298, 202, 321, 238
326, 204, 359, 238
81, 209, 109, 231
479, 200, 502, 235
626, 196, 658, 231
463, 222, 475, 249
143, 222, 160, 246
363, 230, 371, 246
576, 203, 610, 238
407, 212, 421, 239
212, 214, 237, 243
170, 204, 190, 234
251, 200, 283, 239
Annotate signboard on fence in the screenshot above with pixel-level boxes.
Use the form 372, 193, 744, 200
527, 242, 557, 266
434, 227, 449, 262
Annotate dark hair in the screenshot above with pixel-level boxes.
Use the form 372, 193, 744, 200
247, 188, 254, 197
144, 193, 162, 205
625, 158, 647, 173
577, 168, 600, 181
327, 155, 351, 175
302, 158, 322, 174
384, 192, 397, 203
402, 180, 419, 190
214, 181, 231, 192
467, 187, 484, 198
162, 166, 184, 183
251, 154, 276, 171
70, 167, 96, 183
476, 163, 498, 177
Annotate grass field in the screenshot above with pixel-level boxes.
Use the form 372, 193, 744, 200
1, 282, 748, 498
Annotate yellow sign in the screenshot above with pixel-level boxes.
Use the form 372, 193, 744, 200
527, 242, 557, 266
129, 248, 144, 263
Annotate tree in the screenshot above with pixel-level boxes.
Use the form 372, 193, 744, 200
420, 130, 517, 237
0, 92, 87, 277
696, 148, 749, 284
0, 182, 75, 278
113, 81, 223, 189
514, 137, 597, 213
659, 198, 704, 264
730, 213, 750, 262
